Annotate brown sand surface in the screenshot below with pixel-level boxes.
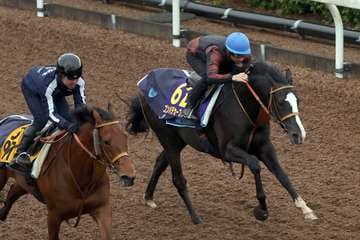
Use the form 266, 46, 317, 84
0, 3, 359, 240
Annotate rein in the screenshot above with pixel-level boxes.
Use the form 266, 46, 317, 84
73, 120, 128, 164
232, 80, 295, 126
39, 130, 69, 144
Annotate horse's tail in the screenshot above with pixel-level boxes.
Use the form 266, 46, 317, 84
126, 96, 149, 135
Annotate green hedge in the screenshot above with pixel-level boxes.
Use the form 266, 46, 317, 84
245, 0, 360, 30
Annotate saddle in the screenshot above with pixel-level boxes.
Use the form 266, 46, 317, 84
186, 71, 216, 100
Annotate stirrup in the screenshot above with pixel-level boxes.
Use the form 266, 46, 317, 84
15, 152, 31, 164
8, 153, 32, 172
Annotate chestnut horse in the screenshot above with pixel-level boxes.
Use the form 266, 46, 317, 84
0, 105, 135, 240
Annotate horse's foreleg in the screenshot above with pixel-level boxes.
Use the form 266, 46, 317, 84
91, 203, 112, 240
0, 183, 27, 221
256, 141, 318, 220
144, 151, 169, 208
47, 211, 62, 240
225, 141, 268, 221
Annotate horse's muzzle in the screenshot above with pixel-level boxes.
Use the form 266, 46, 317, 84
289, 132, 302, 144
120, 175, 135, 187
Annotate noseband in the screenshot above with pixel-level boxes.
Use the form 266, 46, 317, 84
74, 120, 129, 165
269, 85, 299, 122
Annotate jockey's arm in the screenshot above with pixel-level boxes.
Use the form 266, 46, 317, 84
44, 84, 72, 130
205, 46, 232, 84
73, 77, 86, 108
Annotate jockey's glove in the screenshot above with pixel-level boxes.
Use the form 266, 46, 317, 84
232, 73, 248, 82
67, 122, 80, 133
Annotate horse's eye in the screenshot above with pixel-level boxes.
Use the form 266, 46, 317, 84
103, 140, 110, 145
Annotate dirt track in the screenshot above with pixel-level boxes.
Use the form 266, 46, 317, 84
0, 4, 359, 240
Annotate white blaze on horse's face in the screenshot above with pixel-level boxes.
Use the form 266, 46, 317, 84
285, 92, 306, 140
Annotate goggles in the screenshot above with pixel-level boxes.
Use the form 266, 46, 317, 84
230, 53, 251, 63
66, 75, 80, 81
65, 68, 82, 80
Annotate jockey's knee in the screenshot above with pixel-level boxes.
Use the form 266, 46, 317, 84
31, 120, 47, 132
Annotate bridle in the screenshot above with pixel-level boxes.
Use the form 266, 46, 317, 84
269, 85, 299, 123
232, 79, 297, 126
73, 120, 129, 166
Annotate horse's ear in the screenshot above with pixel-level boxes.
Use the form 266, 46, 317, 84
107, 102, 116, 118
285, 68, 293, 84
92, 109, 103, 125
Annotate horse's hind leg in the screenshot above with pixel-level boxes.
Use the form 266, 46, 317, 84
224, 141, 269, 221
91, 203, 112, 240
0, 183, 27, 221
255, 141, 318, 220
144, 151, 169, 208
0, 168, 9, 193
143, 104, 201, 223
249, 167, 268, 221
0, 169, 9, 203
165, 146, 203, 224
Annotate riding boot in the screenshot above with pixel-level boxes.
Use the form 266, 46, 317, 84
8, 125, 37, 172
188, 79, 209, 110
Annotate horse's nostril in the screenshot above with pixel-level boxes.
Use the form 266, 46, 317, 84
292, 133, 299, 138
120, 175, 135, 187
290, 132, 302, 144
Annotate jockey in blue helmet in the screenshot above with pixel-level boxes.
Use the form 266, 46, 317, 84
9, 53, 87, 172
225, 32, 252, 56
186, 32, 252, 108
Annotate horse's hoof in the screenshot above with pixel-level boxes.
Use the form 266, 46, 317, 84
304, 211, 319, 221
143, 193, 157, 208
192, 216, 203, 224
253, 206, 268, 221
0, 209, 7, 221
145, 199, 157, 208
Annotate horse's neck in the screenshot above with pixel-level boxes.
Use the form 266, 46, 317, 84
231, 83, 269, 123
208, 82, 271, 150
250, 78, 272, 105
56, 123, 106, 189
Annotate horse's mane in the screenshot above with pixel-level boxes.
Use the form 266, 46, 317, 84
250, 62, 288, 84
71, 105, 113, 126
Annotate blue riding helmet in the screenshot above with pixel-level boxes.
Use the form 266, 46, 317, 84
56, 53, 83, 80
225, 32, 251, 56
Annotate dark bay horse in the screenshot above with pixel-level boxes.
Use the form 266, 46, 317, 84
127, 62, 318, 224
0, 105, 135, 239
